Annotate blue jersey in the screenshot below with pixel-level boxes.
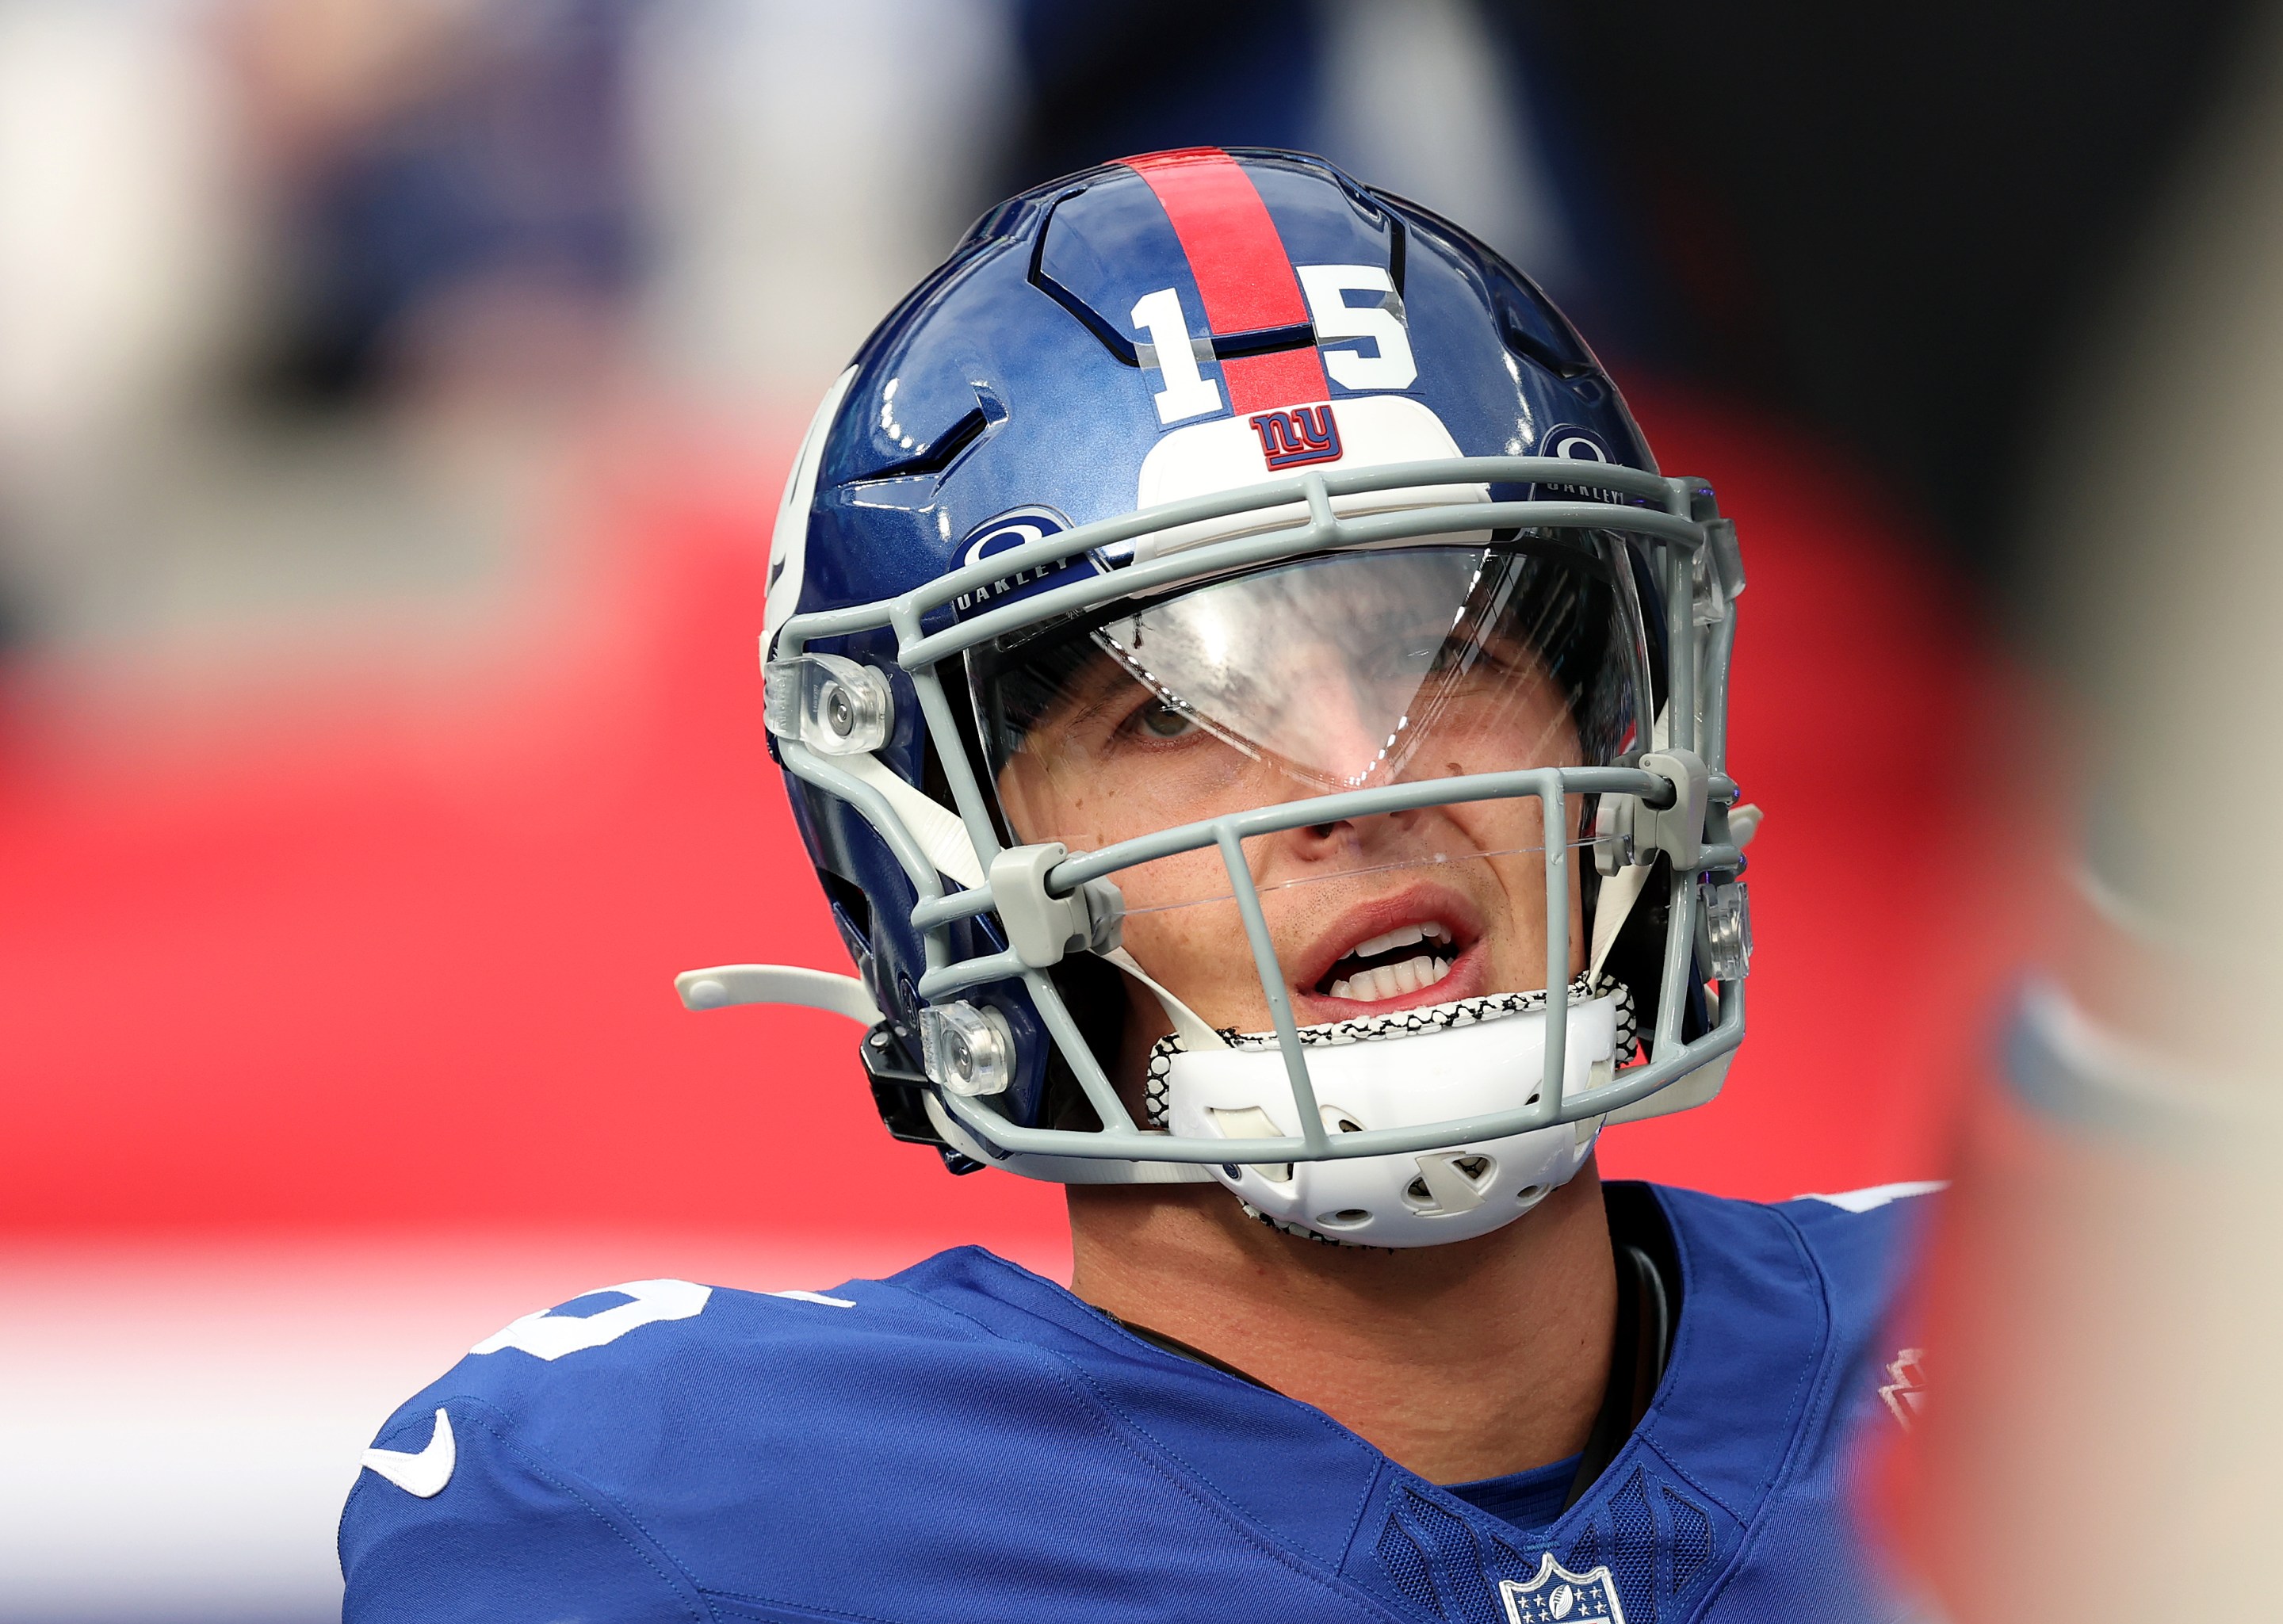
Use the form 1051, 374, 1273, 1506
340, 1182, 1932, 1622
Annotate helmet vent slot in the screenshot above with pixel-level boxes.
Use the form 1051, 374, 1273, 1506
1401, 1151, 1498, 1213
1208, 1105, 1283, 1140
848, 405, 990, 483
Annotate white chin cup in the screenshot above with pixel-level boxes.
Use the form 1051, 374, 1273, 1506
1163, 995, 1618, 1248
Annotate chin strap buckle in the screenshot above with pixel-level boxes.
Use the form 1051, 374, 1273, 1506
1703, 877, 1753, 981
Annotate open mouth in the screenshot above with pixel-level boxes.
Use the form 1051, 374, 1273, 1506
1315, 919, 1463, 1002
1284, 885, 1490, 1018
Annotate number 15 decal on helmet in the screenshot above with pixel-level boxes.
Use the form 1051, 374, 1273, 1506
1132, 260, 1415, 426
682, 146, 1757, 1248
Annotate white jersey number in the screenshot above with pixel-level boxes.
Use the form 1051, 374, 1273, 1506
471, 1278, 711, 1362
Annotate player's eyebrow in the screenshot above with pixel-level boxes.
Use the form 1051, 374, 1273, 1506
1021, 645, 1142, 746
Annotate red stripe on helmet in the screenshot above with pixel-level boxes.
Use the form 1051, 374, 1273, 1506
1121, 148, 1329, 415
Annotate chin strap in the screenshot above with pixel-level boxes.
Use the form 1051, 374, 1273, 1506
1103, 945, 1227, 1053
1588, 705, 1762, 979
839, 754, 987, 889
674, 964, 881, 1022
1589, 805, 1761, 978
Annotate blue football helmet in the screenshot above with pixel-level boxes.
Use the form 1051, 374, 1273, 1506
679, 147, 1753, 1247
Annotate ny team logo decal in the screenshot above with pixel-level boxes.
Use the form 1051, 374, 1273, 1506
1249, 403, 1342, 468
1500, 1553, 1627, 1623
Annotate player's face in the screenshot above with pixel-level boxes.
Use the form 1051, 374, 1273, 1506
990, 548, 1593, 1045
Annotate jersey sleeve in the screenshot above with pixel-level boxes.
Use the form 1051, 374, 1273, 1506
339, 1394, 712, 1624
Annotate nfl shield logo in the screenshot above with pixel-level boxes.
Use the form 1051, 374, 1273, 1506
1499, 1553, 1627, 1623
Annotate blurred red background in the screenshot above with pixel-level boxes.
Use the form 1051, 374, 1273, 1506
2, 3, 2250, 1616
0, 388, 2029, 1251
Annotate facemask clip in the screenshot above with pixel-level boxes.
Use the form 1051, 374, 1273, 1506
988, 843, 1125, 968
1594, 747, 1711, 873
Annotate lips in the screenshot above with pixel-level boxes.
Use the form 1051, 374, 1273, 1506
1289, 885, 1489, 1021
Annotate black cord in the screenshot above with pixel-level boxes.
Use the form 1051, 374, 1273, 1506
1101, 1311, 1279, 1390
1563, 1185, 1681, 1509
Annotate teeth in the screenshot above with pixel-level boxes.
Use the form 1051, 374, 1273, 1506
1352, 923, 1422, 959
1329, 953, 1451, 1003
1348, 920, 1453, 961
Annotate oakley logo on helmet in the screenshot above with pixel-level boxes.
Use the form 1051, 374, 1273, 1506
1532, 425, 1627, 506
1547, 427, 1610, 463
953, 508, 1076, 614
1249, 403, 1342, 469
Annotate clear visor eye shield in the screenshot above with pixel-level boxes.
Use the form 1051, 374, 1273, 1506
681, 458, 1753, 1226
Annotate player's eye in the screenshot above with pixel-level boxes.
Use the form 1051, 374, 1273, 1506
1125, 697, 1196, 740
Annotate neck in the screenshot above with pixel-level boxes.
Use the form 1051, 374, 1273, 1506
1065, 1160, 1616, 1484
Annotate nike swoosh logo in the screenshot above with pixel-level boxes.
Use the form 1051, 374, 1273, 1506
362, 1408, 455, 1498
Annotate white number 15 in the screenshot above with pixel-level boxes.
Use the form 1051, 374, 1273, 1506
1131, 262, 1418, 426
